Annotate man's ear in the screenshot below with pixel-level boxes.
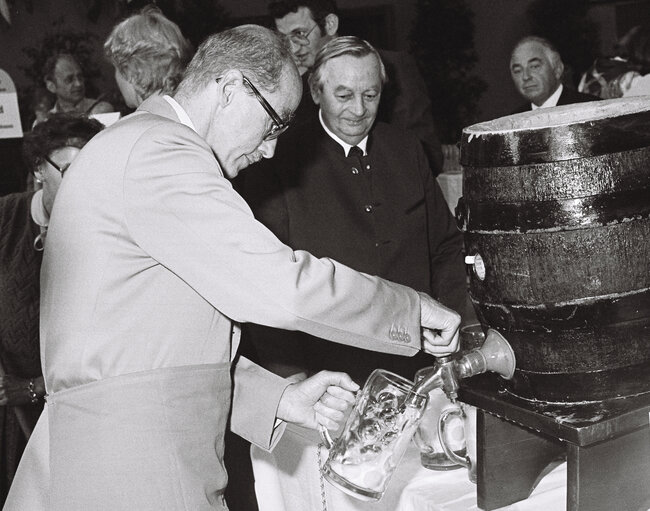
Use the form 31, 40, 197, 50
554, 61, 565, 81
33, 167, 45, 184
324, 13, 339, 36
45, 79, 56, 95
215, 69, 244, 108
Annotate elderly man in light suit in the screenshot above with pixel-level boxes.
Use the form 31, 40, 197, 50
6, 25, 460, 511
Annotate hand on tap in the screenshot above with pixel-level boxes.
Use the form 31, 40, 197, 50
418, 292, 461, 357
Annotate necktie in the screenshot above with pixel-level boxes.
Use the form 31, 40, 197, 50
348, 145, 363, 159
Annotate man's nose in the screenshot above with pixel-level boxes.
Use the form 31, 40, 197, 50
259, 138, 277, 159
288, 39, 302, 54
350, 96, 366, 116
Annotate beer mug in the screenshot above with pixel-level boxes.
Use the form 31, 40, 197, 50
321, 369, 428, 501
438, 403, 478, 483
412, 372, 463, 470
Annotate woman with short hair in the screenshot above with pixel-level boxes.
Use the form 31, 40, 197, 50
104, 6, 193, 108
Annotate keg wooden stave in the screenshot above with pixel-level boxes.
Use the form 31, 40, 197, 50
458, 98, 650, 403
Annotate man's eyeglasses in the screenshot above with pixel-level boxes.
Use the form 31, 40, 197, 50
240, 75, 290, 141
282, 24, 318, 47
44, 155, 71, 176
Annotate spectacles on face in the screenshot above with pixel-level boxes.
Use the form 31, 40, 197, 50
43, 155, 71, 177
240, 75, 290, 141
282, 23, 318, 46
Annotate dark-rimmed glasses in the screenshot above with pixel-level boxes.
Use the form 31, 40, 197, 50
43, 155, 71, 176
282, 24, 318, 46
241, 75, 290, 141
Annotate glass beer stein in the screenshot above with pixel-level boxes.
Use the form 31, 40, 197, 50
412, 383, 463, 470
321, 369, 428, 501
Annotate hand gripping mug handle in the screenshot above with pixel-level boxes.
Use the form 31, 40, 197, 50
438, 407, 471, 470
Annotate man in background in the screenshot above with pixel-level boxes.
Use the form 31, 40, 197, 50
43, 53, 113, 118
268, 0, 443, 174
510, 36, 598, 114
242, 36, 466, 510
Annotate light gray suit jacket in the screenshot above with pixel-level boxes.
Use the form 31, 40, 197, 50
40, 95, 422, 440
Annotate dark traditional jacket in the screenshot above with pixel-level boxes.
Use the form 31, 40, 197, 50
241, 117, 466, 384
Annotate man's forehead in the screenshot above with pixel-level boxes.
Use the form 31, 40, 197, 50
323, 54, 380, 81
55, 57, 81, 75
512, 42, 548, 61
275, 6, 315, 32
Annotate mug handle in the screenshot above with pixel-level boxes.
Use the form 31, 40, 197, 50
438, 408, 471, 470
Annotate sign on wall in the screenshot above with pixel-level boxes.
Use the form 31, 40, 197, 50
0, 68, 23, 139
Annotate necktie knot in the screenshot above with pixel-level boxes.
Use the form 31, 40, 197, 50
348, 145, 363, 159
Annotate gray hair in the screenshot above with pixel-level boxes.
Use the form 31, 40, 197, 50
308, 36, 387, 96
177, 24, 294, 97
104, 6, 192, 98
511, 36, 563, 68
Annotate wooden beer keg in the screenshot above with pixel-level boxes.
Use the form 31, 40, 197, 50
457, 98, 650, 403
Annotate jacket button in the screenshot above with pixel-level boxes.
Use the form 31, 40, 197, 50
351, 167, 359, 174
364, 205, 373, 213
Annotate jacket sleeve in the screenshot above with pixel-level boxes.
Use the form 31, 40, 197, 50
230, 355, 289, 450
123, 122, 422, 356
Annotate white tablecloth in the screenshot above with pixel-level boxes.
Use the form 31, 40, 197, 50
251, 424, 567, 511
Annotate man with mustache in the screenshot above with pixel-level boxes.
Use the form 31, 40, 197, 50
510, 36, 597, 114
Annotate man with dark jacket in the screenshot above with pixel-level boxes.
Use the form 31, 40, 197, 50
240, 36, 466, 510
269, 0, 444, 174
510, 36, 598, 114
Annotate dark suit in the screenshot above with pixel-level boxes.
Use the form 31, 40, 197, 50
241, 116, 465, 385
296, 49, 443, 175
511, 86, 599, 114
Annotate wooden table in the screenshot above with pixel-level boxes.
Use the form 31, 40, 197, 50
459, 374, 650, 511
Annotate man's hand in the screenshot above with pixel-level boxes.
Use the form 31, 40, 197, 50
418, 292, 461, 357
276, 371, 359, 430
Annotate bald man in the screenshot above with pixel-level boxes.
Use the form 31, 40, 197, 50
510, 36, 597, 114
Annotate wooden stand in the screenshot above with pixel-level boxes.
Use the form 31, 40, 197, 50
459, 374, 650, 511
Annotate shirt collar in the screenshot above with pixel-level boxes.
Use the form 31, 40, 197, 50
164, 95, 197, 132
532, 84, 563, 110
30, 189, 49, 227
318, 110, 368, 156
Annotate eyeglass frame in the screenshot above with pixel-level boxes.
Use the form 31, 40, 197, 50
43, 155, 72, 176
282, 23, 318, 46
241, 75, 291, 141
216, 75, 291, 141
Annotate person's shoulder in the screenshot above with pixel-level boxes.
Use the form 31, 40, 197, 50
0, 190, 33, 219
561, 87, 600, 104
509, 103, 531, 115
371, 122, 423, 153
